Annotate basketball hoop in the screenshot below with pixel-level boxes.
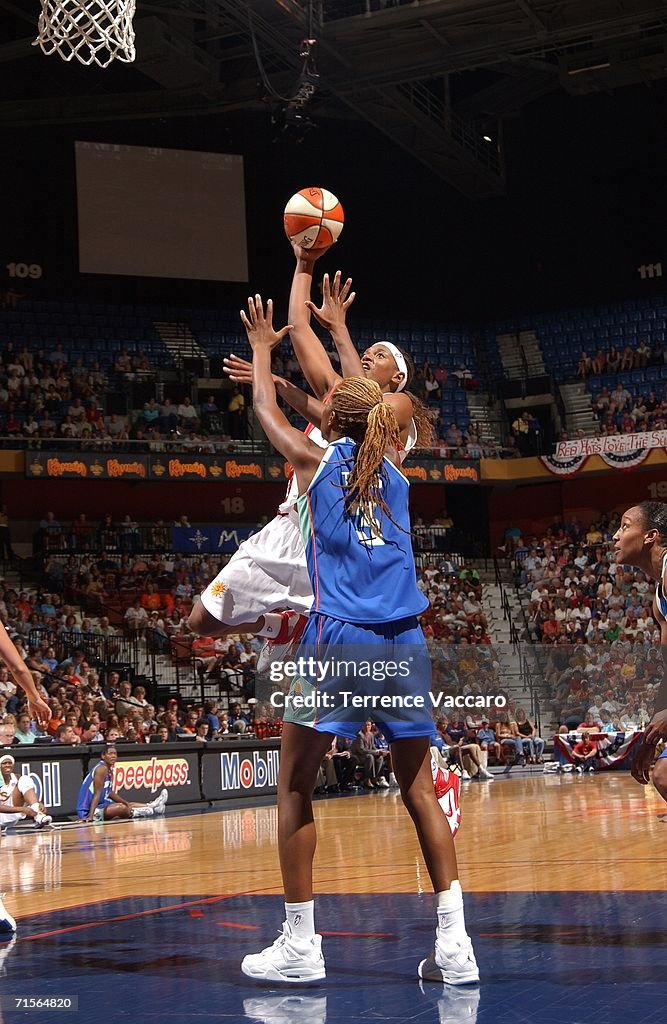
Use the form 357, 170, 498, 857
33, 0, 136, 68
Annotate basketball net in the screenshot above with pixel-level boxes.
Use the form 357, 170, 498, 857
33, 0, 136, 67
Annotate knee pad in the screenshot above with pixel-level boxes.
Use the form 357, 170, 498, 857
17, 777, 33, 797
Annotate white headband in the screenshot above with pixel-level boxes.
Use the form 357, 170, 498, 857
378, 342, 408, 392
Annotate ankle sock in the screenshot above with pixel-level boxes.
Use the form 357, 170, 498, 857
285, 900, 315, 941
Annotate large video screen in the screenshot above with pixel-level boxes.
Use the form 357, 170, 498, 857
75, 141, 248, 282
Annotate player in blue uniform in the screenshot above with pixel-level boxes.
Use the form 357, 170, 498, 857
613, 501, 667, 794
76, 746, 168, 822
238, 295, 478, 987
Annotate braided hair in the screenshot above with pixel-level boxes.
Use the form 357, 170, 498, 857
330, 376, 402, 538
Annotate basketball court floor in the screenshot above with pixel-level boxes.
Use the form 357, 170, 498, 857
1, 773, 666, 1023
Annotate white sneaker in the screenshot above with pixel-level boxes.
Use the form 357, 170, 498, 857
244, 994, 327, 1024
34, 812, 53, 828
478, 770, 495, 782
151, 788, 169, 813
376, 777, 390, 788
0, 894, 16, 934
419, 908, 479, 986
388, 772, 399, 788
241, 923, 326, 984
418, 937, 480, 985
460, 771, 472, 782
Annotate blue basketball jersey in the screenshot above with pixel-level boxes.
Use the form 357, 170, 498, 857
76, 760, 113, 816
297, 437, 428, 624
655, 551, 667, 619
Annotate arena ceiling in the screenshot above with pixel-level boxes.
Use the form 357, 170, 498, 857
0, 0, 665, 197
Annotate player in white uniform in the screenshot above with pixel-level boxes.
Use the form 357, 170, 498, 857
0, 754, 52, 829
0, 622, 51, 934
189, 244, 430, 645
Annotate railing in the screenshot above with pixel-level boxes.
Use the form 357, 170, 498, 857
27, 628, 140, 672
4, 435, 269, 455
24, 626, 243, 710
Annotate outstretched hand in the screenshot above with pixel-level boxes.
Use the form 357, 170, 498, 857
644, 708, 667, 746
240, 296, 292, 352
305, 270, 356, 332
28, 693, 51, 731
223, 354, 254, 385
631, 738, 656, 785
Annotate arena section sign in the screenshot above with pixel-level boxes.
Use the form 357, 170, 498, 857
112, 745, 200, 805
201, 740, 280, 801
10, 745, 87, 816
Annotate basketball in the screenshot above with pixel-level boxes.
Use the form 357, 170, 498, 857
283, 187, 345, 250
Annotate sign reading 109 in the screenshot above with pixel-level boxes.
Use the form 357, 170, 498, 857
6, 262, 43, 279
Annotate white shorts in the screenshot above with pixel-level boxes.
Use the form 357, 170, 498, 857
200, 510, 313, 627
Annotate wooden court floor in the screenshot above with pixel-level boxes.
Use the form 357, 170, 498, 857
3, 773, 667, 1024
5, 772, 667, 922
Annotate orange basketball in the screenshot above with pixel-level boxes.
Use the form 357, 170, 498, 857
283, 187, 344, 250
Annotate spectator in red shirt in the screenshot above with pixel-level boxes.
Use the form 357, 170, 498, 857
572, 732, 598, 772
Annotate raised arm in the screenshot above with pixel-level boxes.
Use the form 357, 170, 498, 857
305, 269, 363, 379
288, 245, 343, 399
242, 296, 323, 490
223, 354, 325, 428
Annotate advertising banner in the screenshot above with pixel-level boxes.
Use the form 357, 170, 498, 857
26, 453, 149, 480
26, 452, 476, 484
111, 745, 200, 805
11, 746, 86, 815
171, 525, 259, 553
201, 740, 280, 801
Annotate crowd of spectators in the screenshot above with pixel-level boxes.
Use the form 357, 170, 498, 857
0, 297, 515, 458
576, 339, 664, 379
0, 335, 259, 453
512, 512, 660, 731
589, 380, 667, 436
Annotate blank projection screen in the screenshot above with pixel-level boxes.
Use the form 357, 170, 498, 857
75, 141, 248, 281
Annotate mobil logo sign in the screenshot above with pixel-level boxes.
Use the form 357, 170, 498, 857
220, 749, 280, 793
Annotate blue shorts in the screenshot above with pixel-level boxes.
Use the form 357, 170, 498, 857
281, 613, 434, 742
77, 798, 111, 820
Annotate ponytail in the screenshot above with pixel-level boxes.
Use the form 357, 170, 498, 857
330, 376, 402, 538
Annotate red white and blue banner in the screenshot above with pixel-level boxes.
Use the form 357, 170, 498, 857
540, 430, 667, 476
553, 730, 643, 770
555, 430, 667, 459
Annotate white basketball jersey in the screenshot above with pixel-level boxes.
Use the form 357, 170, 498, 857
277, 417, 417, 514
0, 774, 17, 802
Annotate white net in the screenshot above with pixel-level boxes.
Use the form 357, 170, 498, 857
33, 0, 136, 68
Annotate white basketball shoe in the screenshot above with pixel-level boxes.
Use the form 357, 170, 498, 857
241, 922, 326, 984
0, 894, 16, 934
418, 907, 479, 985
